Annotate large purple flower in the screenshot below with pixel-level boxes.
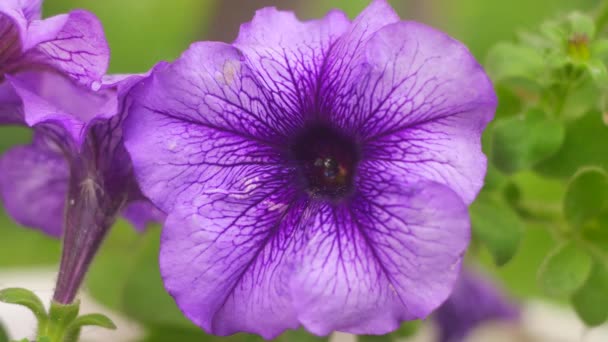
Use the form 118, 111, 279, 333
434, 269, 520, 342
0, 0, 164, 304
124, 0, 496, 338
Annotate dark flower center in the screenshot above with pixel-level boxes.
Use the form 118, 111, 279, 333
290, 122, 359, 200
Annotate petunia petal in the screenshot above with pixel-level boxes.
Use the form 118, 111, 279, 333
334, 21, 496, 204
122, 200, 165, 232
125, 42, 290, 213
0, 80, 22, 124
292, 179, 470, 335
23, 10, 109, 87
20, 0, 41, 21
0, 2, 26, 68
7, 71, 117, 146
435, 269, 519, 342
160, 169, 306, 338
0, 134, 68, 237
233, 6, 350, 121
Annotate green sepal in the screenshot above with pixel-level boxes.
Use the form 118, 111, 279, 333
0, 288, 48, 324
68, 313, 116, 330
538, 242, 593, 297
586, 59, 608, 89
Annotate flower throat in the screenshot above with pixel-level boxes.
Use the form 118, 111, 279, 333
290, 122, 359, 200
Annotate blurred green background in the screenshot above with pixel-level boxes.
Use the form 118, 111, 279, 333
0, 0, 602, 339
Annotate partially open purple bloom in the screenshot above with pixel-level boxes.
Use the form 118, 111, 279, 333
434, 269, 520, 342
0, 0, 108, 124
0, 1, 164, 304
125, 0, 496, 338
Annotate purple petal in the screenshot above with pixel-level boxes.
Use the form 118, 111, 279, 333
292, 179, 469, 335
20, 0, 42, 21
125, 42, 289, 213
434, 269, 519, 342
160, 169, 302, 339
0, 80, 22, 124
0, 134, 68, 237
233, 7, 349, 117
0, 1, 26, 68
7, 71, 117, 146
23, 10, 109, 87
332, 22, 496, 204
122, 200, 165, 231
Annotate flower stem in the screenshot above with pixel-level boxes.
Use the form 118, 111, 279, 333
52, 161, 116, 305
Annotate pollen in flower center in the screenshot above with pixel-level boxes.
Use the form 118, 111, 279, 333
290, 122, 359, 200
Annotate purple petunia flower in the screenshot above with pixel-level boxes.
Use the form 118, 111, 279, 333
434, 269, 520, 342
0, 0, 164, 304
124, 0, 496, 338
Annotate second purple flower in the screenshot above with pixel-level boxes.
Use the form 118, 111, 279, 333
124, 0, 496, 338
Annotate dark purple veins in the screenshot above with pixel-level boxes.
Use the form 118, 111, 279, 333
289, 121, 360, 200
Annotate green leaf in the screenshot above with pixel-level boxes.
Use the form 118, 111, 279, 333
357, 335, 392, 342
564, 168, 608, 228
491, 109, 565, 174
538, 242, 593, 296
68, 313, 116, 330
536, 111, 608, 179
586, 59, 608, 89
470, 193, 524, 266
0, 321, 8, 342
86, 221, 142, 310
485, 43, 545, 82
276, 330, 328, 342
0, 288, 47, 323
572, 262, 608, 326
390, 321, 421, 338
121, 229, 195, 328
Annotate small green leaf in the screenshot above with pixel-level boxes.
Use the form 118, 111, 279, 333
276, 330, 328, 342
538, 243, 593, 296
492, 109, 565, 174
564, 168, 608, 228
485, 43, 545, 82
69, 313, 116, 330
536, 111, 608, 179
357, 335, 392, 342
587, 59, 608, 89
390, 320, 421, 338
470, 193, 524, 266
121, 229, 195, 328
572, 262, 608, 326
592, 39, 608, 60
0, 288, 47, 323
0, 321, 8, 342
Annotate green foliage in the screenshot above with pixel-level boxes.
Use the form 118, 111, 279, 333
485, 43, 545, 83
564, 168, 608, 228
0, 321, 8, 342
538, 242, 593, 296
572, 262, 608, 326
536, 111, 608, 178
470, 193, 524, 266
491, 109, 565, 174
